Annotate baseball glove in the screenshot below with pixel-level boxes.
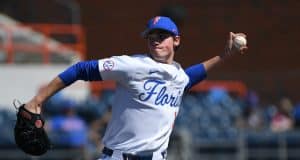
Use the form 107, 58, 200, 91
14, 103, 51, 156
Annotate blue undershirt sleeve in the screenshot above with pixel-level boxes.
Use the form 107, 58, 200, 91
185, 63, 207, 90
58, 60, 102, 86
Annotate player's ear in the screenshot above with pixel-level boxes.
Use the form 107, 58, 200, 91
173, 36, 180, 47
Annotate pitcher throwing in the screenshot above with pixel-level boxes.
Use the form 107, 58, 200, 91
21, 16, 247, 160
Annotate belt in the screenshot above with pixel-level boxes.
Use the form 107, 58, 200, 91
102, 147, 153, 160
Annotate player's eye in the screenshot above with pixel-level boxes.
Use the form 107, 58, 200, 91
159, 34, 170, 40
147, 33, 172, 41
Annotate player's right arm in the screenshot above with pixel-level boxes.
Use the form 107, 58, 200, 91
25, 60, 102, 114
184, 32, 248, 90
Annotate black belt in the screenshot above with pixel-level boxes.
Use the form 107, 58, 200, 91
102, 147, 153, 160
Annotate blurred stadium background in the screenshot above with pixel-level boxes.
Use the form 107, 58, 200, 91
0, 0, 300, 160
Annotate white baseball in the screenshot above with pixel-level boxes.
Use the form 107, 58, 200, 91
233, 36, 247, 48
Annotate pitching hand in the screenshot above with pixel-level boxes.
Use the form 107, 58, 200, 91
222, 32, 248, 58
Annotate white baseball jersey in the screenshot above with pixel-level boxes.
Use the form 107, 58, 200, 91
98, 54, 189, 154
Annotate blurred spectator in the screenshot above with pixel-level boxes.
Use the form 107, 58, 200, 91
44, 91, 66, 116
270, 97, 294, 132
207, 87, 229, 104
87, 107, 112, 159
293, 102, 300, 128
237, 90, 265, 130
77, 91, 109, 123
46, 100, 88, 148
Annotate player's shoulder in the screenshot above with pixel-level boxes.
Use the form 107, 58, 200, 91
112, 53, 152, 63
99, 53, 153, 69
128, 53, 150, 60
109, 53, 147, 60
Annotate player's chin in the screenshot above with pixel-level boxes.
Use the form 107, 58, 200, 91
149, 49, 159, 56
150, 51, 167, 59
150, 53, 169, 63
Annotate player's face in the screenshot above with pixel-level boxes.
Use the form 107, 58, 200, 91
146, 30, 180, 64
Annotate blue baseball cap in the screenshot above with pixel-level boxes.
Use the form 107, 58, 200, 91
142, 16, 179, 37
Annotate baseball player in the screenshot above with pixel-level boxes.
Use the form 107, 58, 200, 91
23, 16, 247, 160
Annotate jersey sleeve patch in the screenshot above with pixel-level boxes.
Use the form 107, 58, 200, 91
103, 59, 115, 71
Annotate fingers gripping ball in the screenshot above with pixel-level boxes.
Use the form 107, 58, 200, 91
14, 104, 51, 156
233, 36, 247, 49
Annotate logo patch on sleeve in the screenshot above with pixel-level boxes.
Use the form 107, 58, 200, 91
103, 60, 114, 71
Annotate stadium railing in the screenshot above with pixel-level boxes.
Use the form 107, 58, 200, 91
0, 22, 86, 64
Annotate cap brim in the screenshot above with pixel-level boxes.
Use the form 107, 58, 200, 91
141, 29, 151, 38
140, 28, 176, 38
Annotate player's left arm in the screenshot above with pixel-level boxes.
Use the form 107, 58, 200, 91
58, 60, 102, 85
25, 60, 102, 114
185, 32, 248, 89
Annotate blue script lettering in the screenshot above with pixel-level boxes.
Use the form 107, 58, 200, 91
138, 79, 182, 107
